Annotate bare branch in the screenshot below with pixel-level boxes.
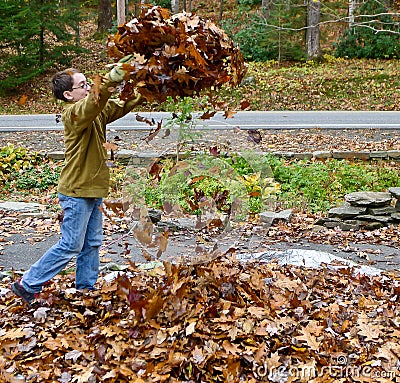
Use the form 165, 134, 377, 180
253, 12, 400, 35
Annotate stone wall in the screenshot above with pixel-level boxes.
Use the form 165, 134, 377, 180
314, 188, 400, 231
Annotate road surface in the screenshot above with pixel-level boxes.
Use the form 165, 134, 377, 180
1, 111, 400, 131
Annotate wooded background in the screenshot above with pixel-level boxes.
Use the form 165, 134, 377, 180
1, 0, 400, 95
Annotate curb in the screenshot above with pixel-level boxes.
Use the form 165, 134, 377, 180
46, 149, 400, 163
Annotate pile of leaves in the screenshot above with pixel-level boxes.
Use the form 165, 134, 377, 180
106, 6, 247, 103
1, 254, 400, 382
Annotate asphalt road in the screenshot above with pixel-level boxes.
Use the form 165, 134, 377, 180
1, 111, 400, 131
2, 224, 399, 275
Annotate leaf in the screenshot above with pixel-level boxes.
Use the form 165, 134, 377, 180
223, 110, 236, 119
192, 346, 206, 364
247, 129, 262, 143
143, 120, 163, 143
136, 113, 155, 126
186, 321, 196, 336
18, 95, 28, 106
200, 110, 217, 120
295, 329, 321, 351
103, 142, 119, 152
222, 340, 241, 355
357, 322, 382, 342
90, 74, 102, 104
240, 100, 250, 110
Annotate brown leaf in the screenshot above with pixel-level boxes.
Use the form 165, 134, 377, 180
18, 94, 28, 106
223, 110, 236, 119
247, 129, 262, 143
240, 100, 251, 110
90, 74, 102, 104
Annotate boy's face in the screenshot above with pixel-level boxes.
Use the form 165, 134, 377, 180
63, 73, 91, 102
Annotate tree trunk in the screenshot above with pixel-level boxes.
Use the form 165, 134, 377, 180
117, 0, 126, 26
97, 0, 112, 34
306, 0, 321, 60
348, 0, 355, 28
219, 0, 224, 22
171, 0, 180, 13
261, 0, 273, 17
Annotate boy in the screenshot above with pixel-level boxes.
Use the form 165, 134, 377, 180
11, 59, 142, 305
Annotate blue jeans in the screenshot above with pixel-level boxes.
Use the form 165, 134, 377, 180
21, 193, 103, 293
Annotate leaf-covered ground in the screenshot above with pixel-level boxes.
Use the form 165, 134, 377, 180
1, 254, 400, 382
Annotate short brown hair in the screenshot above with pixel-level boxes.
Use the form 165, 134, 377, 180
52, 68, 78, 101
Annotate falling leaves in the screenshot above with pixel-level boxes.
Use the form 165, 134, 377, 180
106, 6, 247, 103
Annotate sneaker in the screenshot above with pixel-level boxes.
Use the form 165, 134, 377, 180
11, 280, 37, 305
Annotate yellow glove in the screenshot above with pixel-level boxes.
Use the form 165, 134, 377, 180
108, 54, 134, 82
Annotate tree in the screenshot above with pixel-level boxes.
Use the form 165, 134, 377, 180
117, 0, 125, 25
98, 0, 113, 34
171, 0, 179, 13
0, 0, 84, 94
306, 0, 321, 59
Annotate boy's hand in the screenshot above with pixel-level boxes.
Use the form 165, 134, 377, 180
118, 54, 134, 63
108, 54, 135, 82
108, 66, 126, 82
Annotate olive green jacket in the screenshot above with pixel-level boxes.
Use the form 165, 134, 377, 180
57, 79, 141, 198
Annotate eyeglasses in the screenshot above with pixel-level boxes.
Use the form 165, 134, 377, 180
71, 82, 90, 90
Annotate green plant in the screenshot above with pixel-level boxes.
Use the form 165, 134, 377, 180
124, 149, 280, 220
162, 96, 207, 160
6, 163, 61, 192
0, 144, 42, 179
266, 156, 400, 212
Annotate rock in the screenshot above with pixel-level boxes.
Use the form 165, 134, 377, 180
332, 151, 369, 160
369, 151, 388, 159
338, 221, 360, 231
323, 219, 360, 231
115, 149, 135, 164
387, 150, 400, 159
47, 151, 65, 160
312, 151, 332, 159
367, 206, 396, 216
241, 76, 255, 85
259, 209, 293, 225
155, 221, 180, 232
0, 201, 44, 212
396, 200, 400, 212
238, 249, 382, 277
391, 212, 400, 221
344, 191, 392, 207
147, 209, 162, 223
359, 221, 385, 230
357, 215, 393, 223
327, 205, 366, 219
314, 217, 341, 226
389, 187, 400, 199
310, 225, 327, 232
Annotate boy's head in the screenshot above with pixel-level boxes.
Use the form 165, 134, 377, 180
52, 68, 91, 102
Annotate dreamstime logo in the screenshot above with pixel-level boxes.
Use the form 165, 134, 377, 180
252, 356, 399, 381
